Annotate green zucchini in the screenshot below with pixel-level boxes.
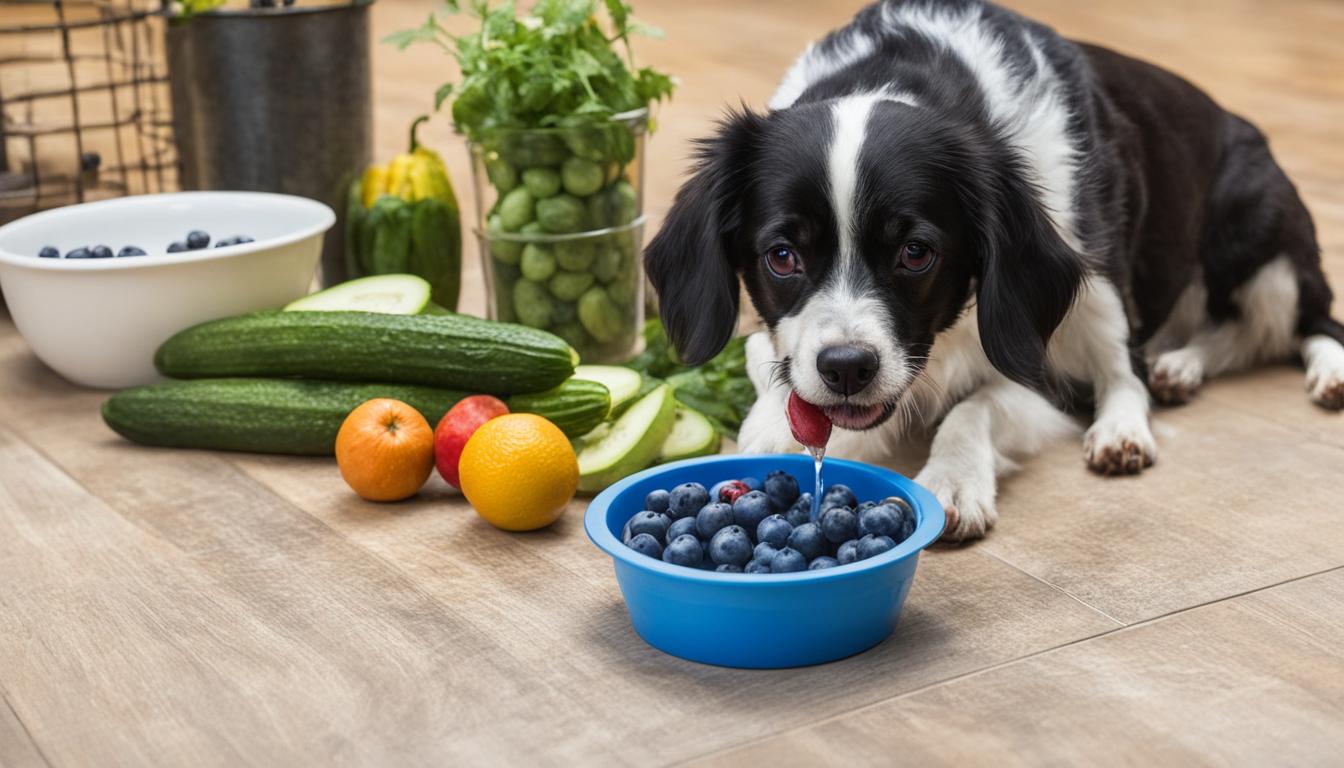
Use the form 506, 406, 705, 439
155, 311, 575, 395
102, 376, 612, 455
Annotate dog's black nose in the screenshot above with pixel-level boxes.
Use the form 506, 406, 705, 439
816, 345, 879, 396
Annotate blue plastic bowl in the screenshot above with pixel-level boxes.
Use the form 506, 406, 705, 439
585, 454, 945, 668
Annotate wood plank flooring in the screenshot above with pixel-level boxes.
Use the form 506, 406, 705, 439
1, 0, 1342, 764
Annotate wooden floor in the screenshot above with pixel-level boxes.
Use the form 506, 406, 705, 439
3, 0, 1344, 765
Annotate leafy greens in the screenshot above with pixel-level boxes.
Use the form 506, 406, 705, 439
625, 320, 756, 440
385, 0, 676, 141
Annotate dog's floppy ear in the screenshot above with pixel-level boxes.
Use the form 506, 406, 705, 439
973, 164, 1084, 388
644, 108, 763, 365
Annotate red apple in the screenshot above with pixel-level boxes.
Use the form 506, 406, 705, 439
434, 395, 509, 489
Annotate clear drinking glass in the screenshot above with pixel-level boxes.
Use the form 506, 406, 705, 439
468, 109, 647, 362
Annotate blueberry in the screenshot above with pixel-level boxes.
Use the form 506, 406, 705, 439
235, 235, 255, 244
769, 547, 807, 573
857, 534, 897, 560
80, 151, 101, 171
117, 246, 146, 257
764, 470, 800, 509
64, 247, 92, 259
716, 563, 744, 573
628, 510, 669, 543
695, 502, 734, 539
837, 539, 861, 564
821, 484, 857, 511
186, 230, 210, 249
741, 476, 762, 491
856, 500, 877, 514
167, 241, 188, 253
753, 542, 780, 565
880, 495, 917, 541
709, 525, 753, 567
732, 490, 772, 533
621, 519, 633, 543
708, 479, 733, 503
666, 516, 698, 543
89, 245, 113, 259
669, 482, 709, 518
809, 556, 840, 570
662, 534, 703, 567
899, 515, 916, 542
643, 489, 670, 514
626, 533, 663, 559
819, 506, 859, 544
756, 514, 793, 549
787, 522, 826, 561
744, 558, 771, 574
214, 237, 237, 248
858, 504, 902, 538
784, 493, 813, 527
38, 246, 59, 259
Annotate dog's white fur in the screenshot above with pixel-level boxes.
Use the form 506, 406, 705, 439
739, 4, 1344, 540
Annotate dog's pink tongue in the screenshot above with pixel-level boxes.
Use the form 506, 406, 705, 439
787, 391, 833, 449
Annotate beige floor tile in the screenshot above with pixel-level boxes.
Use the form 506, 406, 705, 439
1196, 365, 1344, 452
235, 449, 1120, 764
978, 396, 1344, 625
691, 569, 1344, 768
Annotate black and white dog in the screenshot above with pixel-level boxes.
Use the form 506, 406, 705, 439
644, 0, 1344, 540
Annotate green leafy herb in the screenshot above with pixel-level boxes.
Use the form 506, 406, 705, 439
625, 320, 755, 440
385, 0, 676, 140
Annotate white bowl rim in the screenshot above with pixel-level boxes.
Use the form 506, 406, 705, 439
0, 191, 336, 272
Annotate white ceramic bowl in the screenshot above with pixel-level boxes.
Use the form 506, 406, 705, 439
0, 192, 334, 389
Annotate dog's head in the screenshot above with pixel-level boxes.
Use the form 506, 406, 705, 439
645, 97, 1083, 430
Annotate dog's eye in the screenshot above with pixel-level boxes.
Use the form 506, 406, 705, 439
898, 242, 935, 273
765, 246, 801, 277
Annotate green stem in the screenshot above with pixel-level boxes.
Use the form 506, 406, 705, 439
408, 115, 430, 152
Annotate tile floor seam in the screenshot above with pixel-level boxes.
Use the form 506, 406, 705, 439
975, 548, 1128, 627
673, 562, 1344, 767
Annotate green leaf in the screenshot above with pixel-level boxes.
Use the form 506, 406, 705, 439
433, 83, 455, 111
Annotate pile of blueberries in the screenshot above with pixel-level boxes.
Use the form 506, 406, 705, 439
623, 470, 917, 574
38, 230, 254, 260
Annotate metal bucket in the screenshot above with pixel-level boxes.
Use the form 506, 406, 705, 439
166, 2, 372, 286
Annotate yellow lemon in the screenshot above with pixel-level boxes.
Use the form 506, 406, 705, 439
459, 414, 578, 531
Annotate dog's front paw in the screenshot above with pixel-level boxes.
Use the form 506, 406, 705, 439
1149, 349, 1204, 405
1306, 359, 1344, 410
1084, 416, 1156, 476
915, 465, 997, 542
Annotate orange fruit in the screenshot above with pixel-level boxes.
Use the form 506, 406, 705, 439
459, 413, 578, 531
335, 398, 435, 502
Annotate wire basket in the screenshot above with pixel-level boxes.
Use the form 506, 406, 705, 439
0, 0, 176, 226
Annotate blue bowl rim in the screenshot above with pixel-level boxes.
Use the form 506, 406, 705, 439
584, 454, 945, 585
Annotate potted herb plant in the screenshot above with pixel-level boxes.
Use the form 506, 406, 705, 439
388, 0, 674, 361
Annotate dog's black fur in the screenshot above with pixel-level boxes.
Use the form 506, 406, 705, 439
645, 0, 1340, 394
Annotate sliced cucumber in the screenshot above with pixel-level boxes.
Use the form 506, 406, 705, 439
572, 365, 642, 412
578, 384, 676, 493
658, 406, 721, 462
284, 274, 433, 314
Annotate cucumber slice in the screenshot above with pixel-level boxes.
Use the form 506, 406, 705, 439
572, 365, 642, 411
578, 384, 676, 493
284, 274, 433, 314
658, 406, 721, 462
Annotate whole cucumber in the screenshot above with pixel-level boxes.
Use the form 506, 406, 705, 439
102, 377, 611, 455
155, 311, 576, 394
